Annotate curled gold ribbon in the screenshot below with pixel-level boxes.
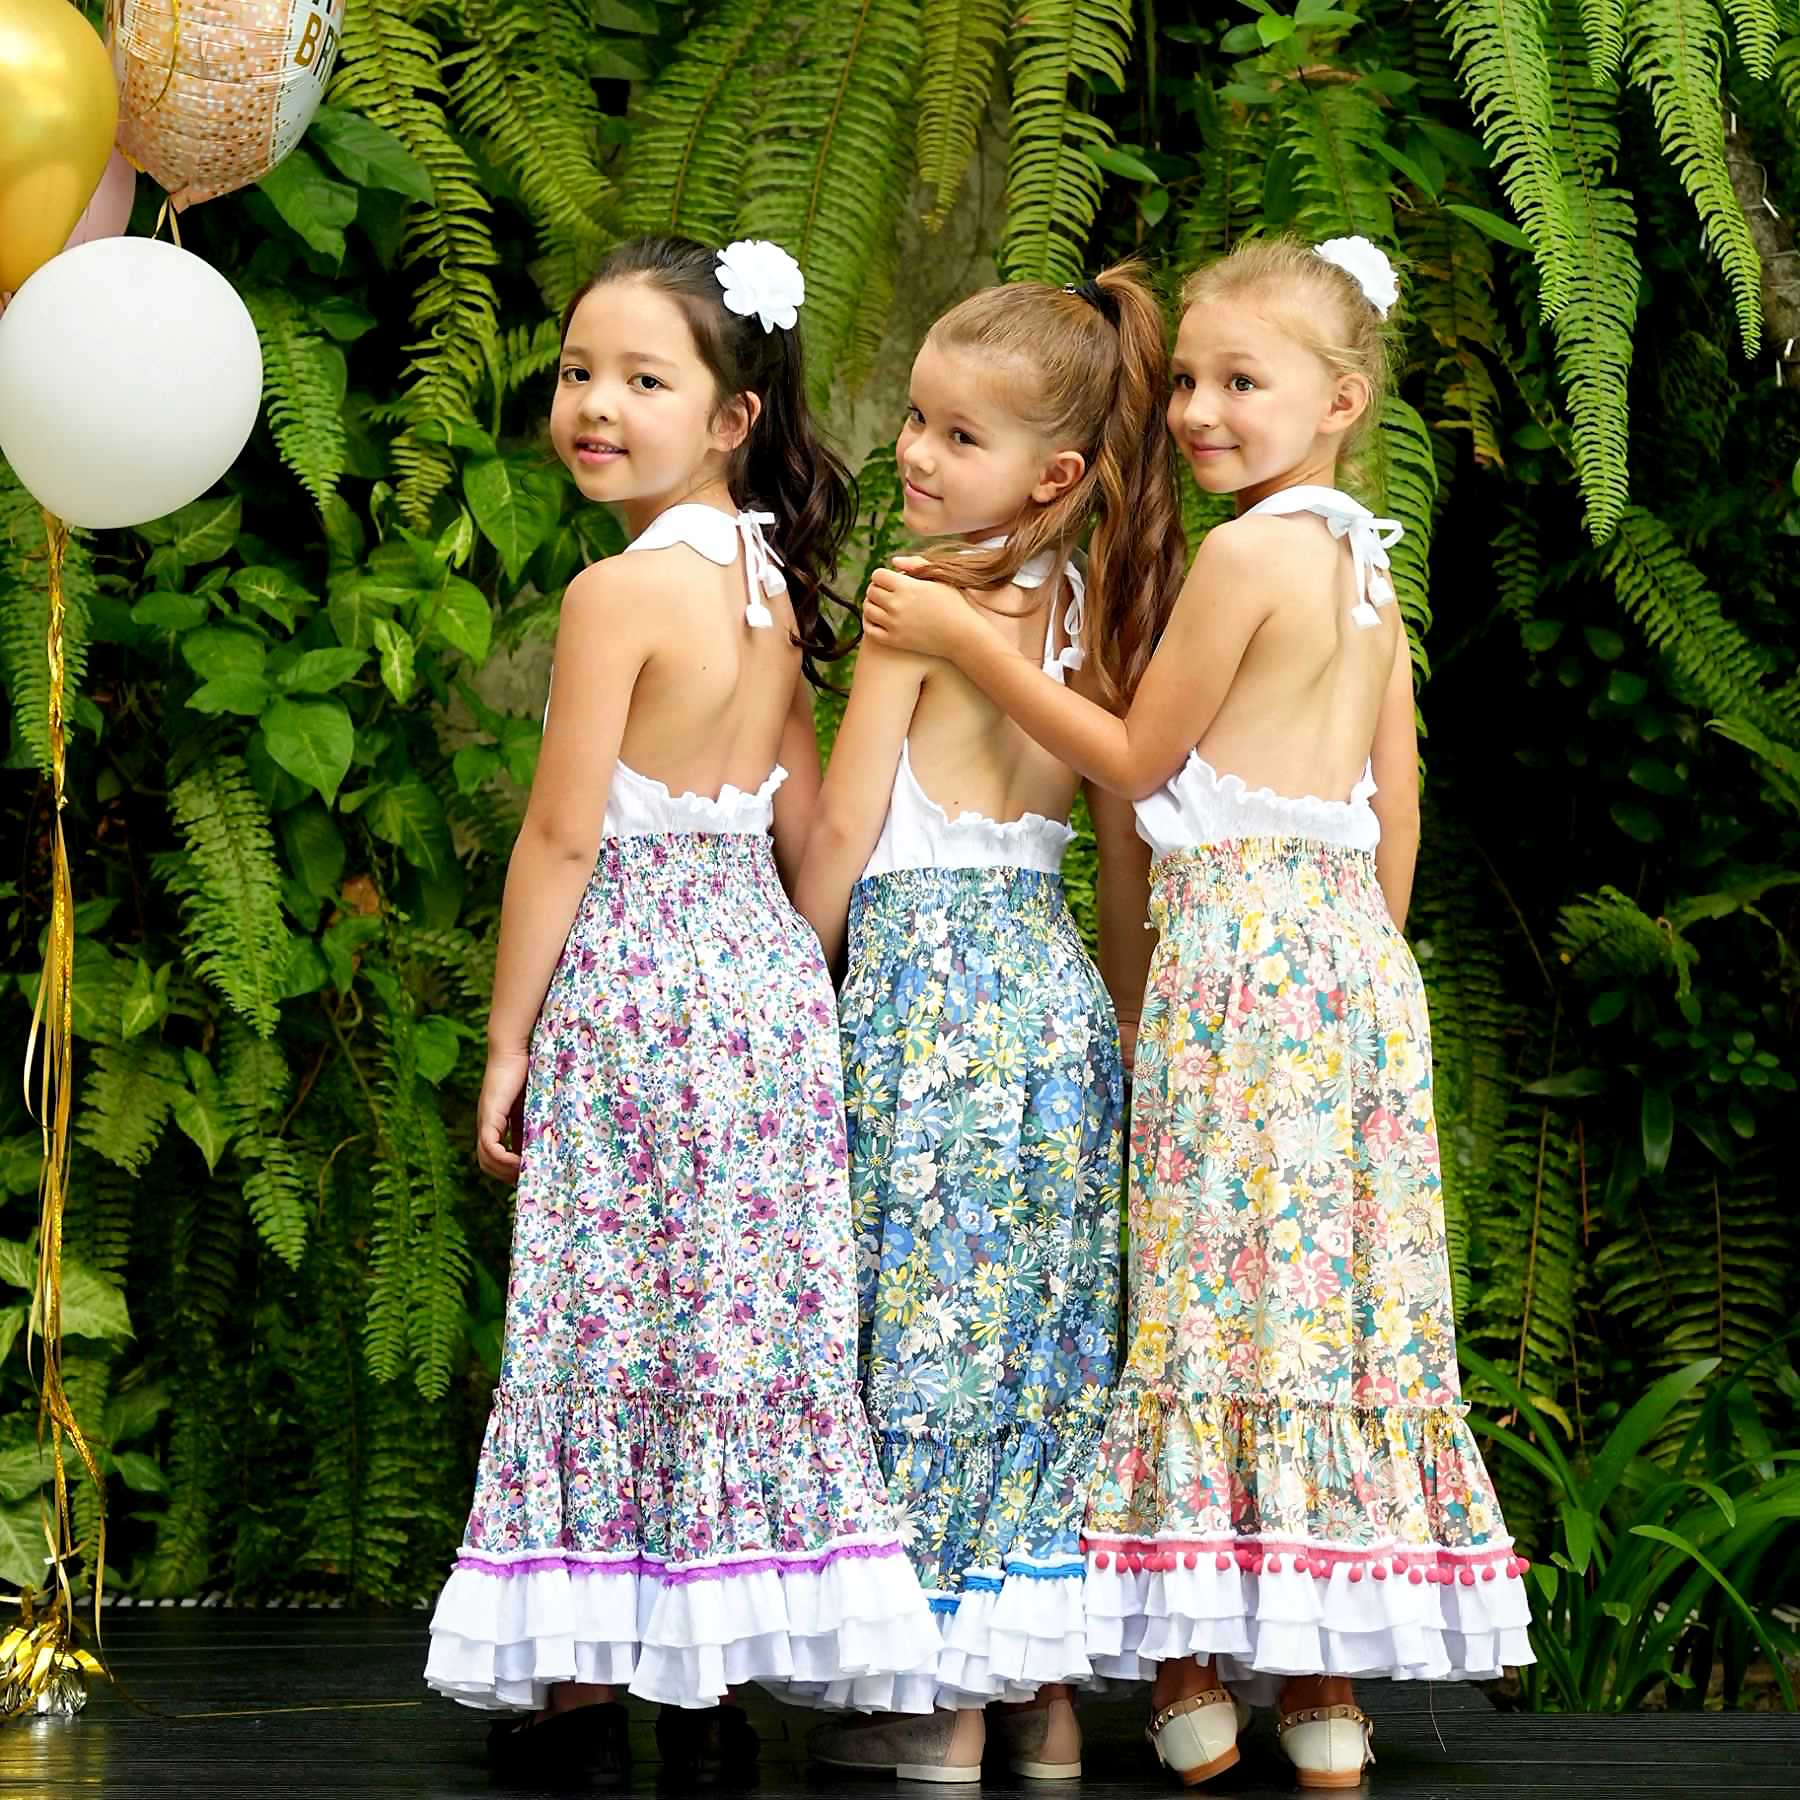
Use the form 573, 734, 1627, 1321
5, 514, 109, 1722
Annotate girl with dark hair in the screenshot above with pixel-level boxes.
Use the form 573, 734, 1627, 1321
425, 235, 933, 1787
795, 262, 1184, 1784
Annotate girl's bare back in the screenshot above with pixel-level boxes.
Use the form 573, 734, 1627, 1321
612, 540, 803, 795
905, 577, 1081, 826
1195, 513, 1399, 801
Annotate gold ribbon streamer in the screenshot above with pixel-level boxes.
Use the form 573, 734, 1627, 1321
4, 513, 109, 1722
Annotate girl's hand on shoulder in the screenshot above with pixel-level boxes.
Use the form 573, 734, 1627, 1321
863, 561, 984, 661
476, 1048, 531, 1185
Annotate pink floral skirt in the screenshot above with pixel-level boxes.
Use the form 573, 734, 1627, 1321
1081, 837, 1532, 1697
426, 832, 932, 1710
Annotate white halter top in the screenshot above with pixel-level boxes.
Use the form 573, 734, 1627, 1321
1134, 487, 1400, 859
544, 502, 789, 837
862, 547, 1085, 877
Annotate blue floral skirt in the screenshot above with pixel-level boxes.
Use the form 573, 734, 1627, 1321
840, 865, 1123, 1706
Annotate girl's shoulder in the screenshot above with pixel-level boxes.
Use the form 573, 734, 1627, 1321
1190, 510, 1319, 585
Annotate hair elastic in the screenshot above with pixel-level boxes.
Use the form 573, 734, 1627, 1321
1063, 277, 1120, 326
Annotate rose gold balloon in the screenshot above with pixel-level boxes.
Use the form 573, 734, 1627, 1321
111, 0, 345, 210
64, 149, 137, 251
0, 0, 120, 293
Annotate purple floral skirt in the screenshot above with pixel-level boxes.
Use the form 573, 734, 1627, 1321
425, 831, 933, 1710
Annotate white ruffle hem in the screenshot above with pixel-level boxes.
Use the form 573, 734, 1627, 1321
425, 1535, 939, 1712
1080, 1532, 1534, 1704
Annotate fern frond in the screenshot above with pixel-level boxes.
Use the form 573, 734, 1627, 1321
621, 0, 779, 241
242, 286, 350, 508
219, 1020, 294, 1123
1492, 502, 1546, 621
0, 463, 93, 778
328, 4, 499, 521
64, 1150, 137, 1279
915, 0, 1008, 228
1654, 329, 1738, 464
840, 155, 907, 396
163, 757, 292, 1038
1284, 75, 1395, 243
1556, 884, 1699, 992
1626, 0, 1763, 354
488, 319, 562, 408
1717, 0, 1781, 75
447, 0, 612, 309
405, 1086, 472, 1401
75, 1041, 184, 1175
1604, 508, 1800, 737
1579, 0, 1627, 76
1173, 87, 1270, 268
1403, 204, 1508, 465
1366, 397, 1440, 664
1545, 0, 1639, 541
998, 0, 1134, 284
739, 0, 923, 407
1440, 0, 1577, 314
241, 1131, 310, 1269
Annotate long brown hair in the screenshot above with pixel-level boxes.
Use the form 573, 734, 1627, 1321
561, 235, 856, 686
902, 260, 1184, 707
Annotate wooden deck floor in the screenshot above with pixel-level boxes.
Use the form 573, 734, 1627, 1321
0, 1607, 1795, 1797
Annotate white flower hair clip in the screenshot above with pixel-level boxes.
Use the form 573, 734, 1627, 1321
714, 239, 806, 334
1314, 236, 1400, 319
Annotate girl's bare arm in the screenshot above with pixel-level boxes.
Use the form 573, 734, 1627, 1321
1370, 628, 1421, 930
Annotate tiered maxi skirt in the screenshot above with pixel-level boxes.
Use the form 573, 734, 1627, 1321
426, 831, 935, 1711
1081, 837, 1533, 1702
840, 866, 1123, 1711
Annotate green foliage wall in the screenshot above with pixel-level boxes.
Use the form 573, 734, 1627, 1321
1, 2, 1796, 1691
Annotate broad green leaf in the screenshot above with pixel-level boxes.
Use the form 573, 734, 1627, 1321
171, 1049, 232, 1173
58, 1258, 133, 1341
280, 938, 331, 1000
452, 744, 502, 795
110, 1450, 169, 1494
258, 147, 359, 261
372, 617, 416, 702
1372, 142, 1439, 199
181, 627, 266, 681
0, 1502, 47, 1586
415, 1016, 461, 1084
231, 566, 314, 630
275, 647, 368, 694
313, 296, 377, 342
103, 1383, 171, 1445
280, 803, 346, 898
0, 1304, 24, 1370
1641, 1086, 1675, 1174
0, 1443, 53, 1502
463, 458, 561, 582
260, 697, 355, 804
368, 777, 453, 876
413, 419, 498, 457
166, 495, 241, 563
1443, 202, 1533, 251
120, 959, 170, 1040
328, 581, 407, 651
305, 106, 433, 202
1584, 1360, 1720, 1513
1560, 1502, 1597, 1575
1256, 14, 1297, 43
1086, 145, 1161, 184
131, 592, 209, 631
187, 674, 272, 716
322, 915, 383, 995
426, 576, 494, 665
1522, 1067, 1609, 1097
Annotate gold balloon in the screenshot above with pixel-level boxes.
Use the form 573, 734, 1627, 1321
0, 0, 120, 295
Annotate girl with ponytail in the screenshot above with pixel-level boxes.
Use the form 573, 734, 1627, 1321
796, 260, 1183, 1784
426, 235, 934, 1788
866, 234, 1532, 1790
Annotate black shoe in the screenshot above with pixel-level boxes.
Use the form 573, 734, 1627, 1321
656, 1701, 760, 1786
487, 1700, 632, 1790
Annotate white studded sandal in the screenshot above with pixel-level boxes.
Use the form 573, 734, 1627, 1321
1146, 1688, 1242, 1787
1277, 1701, 1375, 1790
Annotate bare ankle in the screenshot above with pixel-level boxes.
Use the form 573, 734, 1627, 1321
1281, 1673, 1355, 1713
548, 1680, 616, 1713
1150, 1655, 1220, 1711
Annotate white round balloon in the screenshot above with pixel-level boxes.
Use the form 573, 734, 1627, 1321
0, 237, 261, 529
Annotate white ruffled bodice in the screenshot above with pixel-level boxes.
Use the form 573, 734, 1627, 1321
1135, 753, 1380, 857
862, 548, 1084, 878
603, 759, 788, 838
1134, 487, 1399, 859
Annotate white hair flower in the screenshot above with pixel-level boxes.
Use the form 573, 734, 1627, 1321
1314, 236, 1400, 319
714, 239, 805, 333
